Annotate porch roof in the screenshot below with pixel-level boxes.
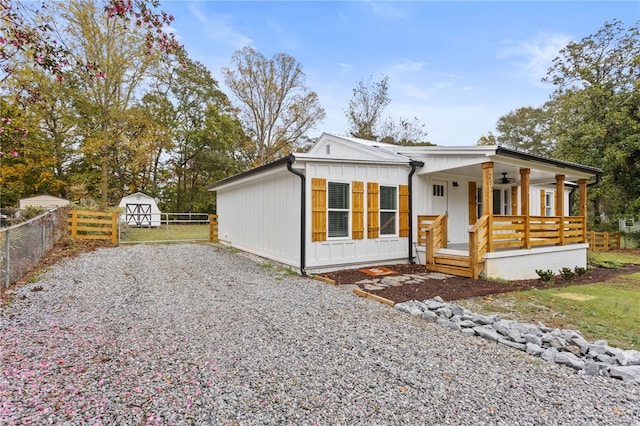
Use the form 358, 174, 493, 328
398, 145, 601, 183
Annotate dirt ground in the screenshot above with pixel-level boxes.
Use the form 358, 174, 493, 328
318, 260, 640, 304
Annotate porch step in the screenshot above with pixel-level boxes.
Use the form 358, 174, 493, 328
426, 253, 484, 279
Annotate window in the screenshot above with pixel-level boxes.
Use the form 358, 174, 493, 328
433, 184, 445, 197
380, 186, 397, 235
328, 182, 349, 237
545, 192, 553, 216
477, 187, 510, 216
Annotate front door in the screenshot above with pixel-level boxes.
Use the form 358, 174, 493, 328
432, 180, 448, 215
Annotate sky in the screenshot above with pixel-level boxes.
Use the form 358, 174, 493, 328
160, 1, 639, 146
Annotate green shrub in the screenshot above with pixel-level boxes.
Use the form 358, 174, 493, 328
21, 206, 47, 220
535, 269, 555, 284
559, 267, 576, 281
574, 266, 587, 276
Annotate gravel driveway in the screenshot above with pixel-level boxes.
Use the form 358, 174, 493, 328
1, 244, 638, 424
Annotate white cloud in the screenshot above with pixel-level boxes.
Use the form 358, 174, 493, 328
186, 5, 254, 49
497, 31, 571, 86
337, 62, 355, 75
387, 59, 426, 74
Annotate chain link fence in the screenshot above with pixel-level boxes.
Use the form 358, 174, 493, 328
0, 207, 69, 289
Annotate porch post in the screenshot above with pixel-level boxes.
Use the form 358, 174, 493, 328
555, 174, 565, 245
520, 168, 531, 249
482, 162, 494, 252
579, 178, 588, 243
555, 174, 565, 216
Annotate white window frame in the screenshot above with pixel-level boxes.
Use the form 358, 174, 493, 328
545, 192, 554, 216
327, 181, 350, 238
477, 187, 511, 216
379, 185, 398, 236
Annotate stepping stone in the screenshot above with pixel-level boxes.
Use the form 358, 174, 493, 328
424, 272, 452, 279
355, 279, 379, 285
363, 284, 385, 291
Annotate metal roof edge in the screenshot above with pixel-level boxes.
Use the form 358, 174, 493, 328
207, 155, 293, 191
495, 146, 602, 176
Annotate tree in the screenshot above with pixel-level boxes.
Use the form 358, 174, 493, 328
0, 0, 184, 83
378, 116, 430, 145
345, 74, 428, 144
544, 19, 640, 219
60, 0, 166, 203
495, 107, 553, 156
223, 46, 325, 168
476, 132, 497, 146
345, 74, 390, 140
162, 58, 244, 211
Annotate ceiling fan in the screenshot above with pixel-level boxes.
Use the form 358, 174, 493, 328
494, 172, 516, 185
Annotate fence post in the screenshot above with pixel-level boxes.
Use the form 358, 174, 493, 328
209, 214, 218, 242
111, 213, 118, 245
70, 210, 78, 239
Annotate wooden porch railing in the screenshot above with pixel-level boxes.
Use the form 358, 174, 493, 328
417, 215, 447, 265
491, 215, 586, 249
468, 215, 489, 279
420, 214, 587, 279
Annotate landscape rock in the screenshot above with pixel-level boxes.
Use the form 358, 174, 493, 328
526, 343, 545, 356
435, 307, 453, 318
616, 349, 640, 366
609, 366, 640, 384
459, 320, 477, 328
554, 352, 585, 371
392, 297, 639, 385
473, 314, 499, 325
498, 338, 526, 351
541, 347, 559, 363
420, 310, 438, 322
567, 335, 590, 354
394, 301, 426, 316
582, 360, 610, 377
587, 343, 608, 357
524, 334, 543, 347
473, 326, 502, 342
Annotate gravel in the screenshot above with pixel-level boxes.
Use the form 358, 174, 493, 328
1, 243, 639, 425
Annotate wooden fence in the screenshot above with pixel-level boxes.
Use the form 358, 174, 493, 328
69, 211, 218, 245
69, 210, 119, 244
587, 231, 620, 251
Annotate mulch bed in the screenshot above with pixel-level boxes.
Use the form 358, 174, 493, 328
318, 262, 640, 304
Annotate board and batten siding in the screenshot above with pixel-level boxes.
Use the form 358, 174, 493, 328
304, 162, 409, 272
216, 170, 301, 268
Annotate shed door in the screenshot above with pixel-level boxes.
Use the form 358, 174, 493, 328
126, 204, 152, 226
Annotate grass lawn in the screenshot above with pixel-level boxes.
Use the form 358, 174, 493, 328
461, 250, 640, 350
120, 224, 210, 243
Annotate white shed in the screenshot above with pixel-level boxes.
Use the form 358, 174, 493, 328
18, 194, 70, 210
118, 192, 162, 227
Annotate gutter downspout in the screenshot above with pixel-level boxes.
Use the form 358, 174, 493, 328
408, 160, 424, 264
286, 155, 306, 275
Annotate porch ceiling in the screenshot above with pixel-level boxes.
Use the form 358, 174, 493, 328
416, 155, 596, 184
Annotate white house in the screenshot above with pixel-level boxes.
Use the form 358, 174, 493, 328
208, 133, 601, 280
18, 194, 70, 210
118, 192, 162, 227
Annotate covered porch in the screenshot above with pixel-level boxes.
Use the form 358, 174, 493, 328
412, 156, 597, 280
